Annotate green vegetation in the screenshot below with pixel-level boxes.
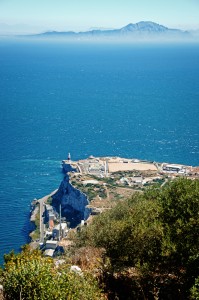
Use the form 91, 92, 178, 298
190, 276, 199, 299
1, 178, 198, 299
74, 178, 199, 299
2, 245, 104, 300
46, 196, 52, 205
30, 204, 40, 241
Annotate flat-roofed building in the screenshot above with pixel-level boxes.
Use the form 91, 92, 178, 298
45, 240, 58, 250
129, 176, 143, 185
44, 249, 55, 257
162, 164, 184, 173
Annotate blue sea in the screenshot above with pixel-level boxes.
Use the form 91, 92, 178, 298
0, 40, 198, 265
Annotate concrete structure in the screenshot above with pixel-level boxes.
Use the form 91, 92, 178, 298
45, 204, 54, 214
120, 177, 129, 185
45, 240, 58, 250
82, 180, 99, 186
108, 159, 157, 172
49, 213, 55, 221
49, 219, 54, 230
44, 204, 55, 223
44, 249, 55, 257
68, 152, 71, 161
129, 176, 143, 185
162, 164, 185, 173
53, 223, 68, 240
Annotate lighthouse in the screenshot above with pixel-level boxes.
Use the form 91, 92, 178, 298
68, 152, 71, 162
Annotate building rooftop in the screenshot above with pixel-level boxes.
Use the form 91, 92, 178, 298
44, 249, 55, 257
53, 223, 67, 230
46, 240, 58, 245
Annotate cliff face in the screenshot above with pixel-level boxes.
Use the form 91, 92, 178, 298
52, 174, 90, 227
62, 162, 77, 174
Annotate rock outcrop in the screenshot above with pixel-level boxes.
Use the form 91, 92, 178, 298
52, 174, 90, 228
62, 162, 77, 174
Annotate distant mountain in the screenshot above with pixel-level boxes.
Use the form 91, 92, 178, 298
120, 21, 180, 33
23, 21, 193, 41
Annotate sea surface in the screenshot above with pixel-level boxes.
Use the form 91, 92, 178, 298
0, 40, 199, 265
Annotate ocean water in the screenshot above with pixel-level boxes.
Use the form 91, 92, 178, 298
0, 40, 199, 265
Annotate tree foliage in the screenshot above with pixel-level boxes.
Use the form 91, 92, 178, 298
76, 178, 199, 298
2, 178, 199, 299
2, 245, 104, 300
159, 178, 199, 267
80, 193, 163, 270
190, 276, 199, 300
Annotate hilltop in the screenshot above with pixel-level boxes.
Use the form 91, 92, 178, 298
25, 21, 192, 41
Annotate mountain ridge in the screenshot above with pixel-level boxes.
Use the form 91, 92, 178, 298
3, 21, 194, 41
32, 21, 191, 41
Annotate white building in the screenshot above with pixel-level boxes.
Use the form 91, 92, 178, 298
53, 223, 68, 240
45, 240, 58, 250
44, 249, 55, 257
162, 164, 184, 173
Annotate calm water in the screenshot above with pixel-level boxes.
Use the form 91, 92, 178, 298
0, 40, 198, 264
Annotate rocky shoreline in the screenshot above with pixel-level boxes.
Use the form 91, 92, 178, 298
29, 171, 90, 246
29, 156, 199, 246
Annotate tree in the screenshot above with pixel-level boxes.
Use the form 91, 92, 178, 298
190, 276, 199, 300
78, 192, 163, 270
76, 178, 199, 299
159, 178, 199, 268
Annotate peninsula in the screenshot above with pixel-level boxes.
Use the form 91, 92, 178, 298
2, 156, 199, 300
29, 155, 199, 256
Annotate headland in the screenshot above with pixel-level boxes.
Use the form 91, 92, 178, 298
29, 155, 199, 256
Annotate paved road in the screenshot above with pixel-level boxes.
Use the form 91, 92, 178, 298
38, 190, 57, 243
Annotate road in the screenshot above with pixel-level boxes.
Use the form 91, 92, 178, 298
38, 190, 57, 243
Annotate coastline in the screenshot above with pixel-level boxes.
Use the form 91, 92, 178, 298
29, 156, 199, 249
29, 189, 57, 249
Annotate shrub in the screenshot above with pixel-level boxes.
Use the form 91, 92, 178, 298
78, 192, 163, 270
159, 178, 199, 268
2, 245, 104, 300
190, 276, 199, 300
76, 178, 199, 298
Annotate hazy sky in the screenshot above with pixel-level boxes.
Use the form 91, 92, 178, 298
0, 0, 199, 33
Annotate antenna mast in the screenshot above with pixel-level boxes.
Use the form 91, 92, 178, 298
59, 204, 61, 241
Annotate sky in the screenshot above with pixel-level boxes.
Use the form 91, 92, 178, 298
0, 0, 199, 34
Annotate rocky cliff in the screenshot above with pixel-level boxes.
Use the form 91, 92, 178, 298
62, 162, 77, 174
52, 173, 90, 228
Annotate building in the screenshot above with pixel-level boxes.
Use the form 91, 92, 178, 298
49, 219, 54, 230
162, 164, 185, 173
52, 223, 68, 240
45, 240, 58, 250
129, 176, 143, 185
44, 204, 54, 222
44, 249, 55, 257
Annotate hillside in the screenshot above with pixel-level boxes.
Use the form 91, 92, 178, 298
0, 178, 199, 299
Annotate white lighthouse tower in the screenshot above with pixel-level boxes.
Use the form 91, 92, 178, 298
68, 152, 71, 162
